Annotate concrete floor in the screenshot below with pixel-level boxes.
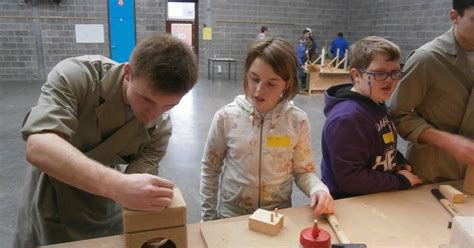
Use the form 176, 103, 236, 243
0, 74, 405, 245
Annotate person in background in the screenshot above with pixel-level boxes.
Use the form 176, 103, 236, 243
330, 32, 350, 61
321, 36, 422, 199
389, 0, 474, 183
256, 26, 269, 41
13, 34, 198, 247
200, 38, 334, 221
299, 28, 317, 62
296, 40, 308, 91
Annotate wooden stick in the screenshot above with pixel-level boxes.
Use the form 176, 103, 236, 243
328, 57, 338, 67
343, 49, 349, 70
321, 48, 326, 71
439, 199, 457, 217
274, 208, 279, 217
439, 185, 465, 203
335, 58, 346, 68
327, 214, 351, 244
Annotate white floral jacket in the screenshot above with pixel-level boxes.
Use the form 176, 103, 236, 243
200, 95, 329, 221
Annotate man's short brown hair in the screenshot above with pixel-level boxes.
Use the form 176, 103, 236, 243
129, 34, 198, 95
243, 38, 299, 101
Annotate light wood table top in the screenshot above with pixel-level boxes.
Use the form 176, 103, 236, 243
43, 181, 473, 247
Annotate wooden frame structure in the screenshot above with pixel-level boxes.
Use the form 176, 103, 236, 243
304, 47, 350, 95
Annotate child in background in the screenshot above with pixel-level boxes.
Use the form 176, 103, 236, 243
321, 36, 422, 199
200, 38, 334, 221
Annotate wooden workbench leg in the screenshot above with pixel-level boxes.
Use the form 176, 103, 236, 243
212, 61, 215, 83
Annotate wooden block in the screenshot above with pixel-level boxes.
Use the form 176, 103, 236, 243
440, 185, 465, 203
123, 188, 187, 233
200, 215, 301, 247
248, 209, 284, 236
125, 225, 187, 248
463, 166, 474, 194
450, 216, 474, 248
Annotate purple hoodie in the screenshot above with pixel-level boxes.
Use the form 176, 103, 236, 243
321, 83, 411, 199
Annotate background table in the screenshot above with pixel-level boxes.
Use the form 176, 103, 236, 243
43, 181, 473, 247
207, 57, 237, 84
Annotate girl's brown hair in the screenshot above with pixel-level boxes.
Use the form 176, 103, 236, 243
243, 38, 299, 101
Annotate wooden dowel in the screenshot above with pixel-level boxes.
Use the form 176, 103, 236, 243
327, 214, 351, 244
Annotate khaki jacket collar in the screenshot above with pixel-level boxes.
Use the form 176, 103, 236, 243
88, 64, 151, 164
429, 26, 473, 82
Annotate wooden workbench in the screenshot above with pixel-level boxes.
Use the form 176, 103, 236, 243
43, 181, 473, 247
305, 68, 350, 95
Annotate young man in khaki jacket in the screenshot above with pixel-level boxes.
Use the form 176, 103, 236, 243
390, 0, 474, 183
13, 34, 198, 247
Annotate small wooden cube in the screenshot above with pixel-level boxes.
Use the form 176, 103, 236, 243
248, 208, 284, 236
440, 185, 465, 203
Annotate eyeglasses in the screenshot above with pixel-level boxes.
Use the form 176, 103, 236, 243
358, 69, 403, 81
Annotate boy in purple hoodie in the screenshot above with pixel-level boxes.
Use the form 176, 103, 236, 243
321, 36, 422, 199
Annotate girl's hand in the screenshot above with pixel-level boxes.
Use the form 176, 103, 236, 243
310, 190, 335, 216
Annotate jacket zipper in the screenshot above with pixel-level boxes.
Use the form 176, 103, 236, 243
258, 117, 264, 208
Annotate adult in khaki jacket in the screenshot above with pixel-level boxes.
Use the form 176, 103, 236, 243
389, 1, 474, 183
13, 34, 198, 247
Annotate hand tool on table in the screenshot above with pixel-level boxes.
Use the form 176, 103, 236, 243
431, 188, 458, 217
326, 214, 367, 248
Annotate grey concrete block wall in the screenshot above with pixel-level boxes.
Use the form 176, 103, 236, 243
0, 0, 455, 82
0, 0, 110, 81
198, 0, 350, 78
135, 0, 166, 41
349, 0, 452, 61
0, 2, 39, 80
0, 0, 168, 82
38, 1, 109, 71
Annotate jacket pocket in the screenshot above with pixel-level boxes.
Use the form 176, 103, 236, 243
221, 185, 243, 202
219, 184, 256, 217
273, 179, 293, 203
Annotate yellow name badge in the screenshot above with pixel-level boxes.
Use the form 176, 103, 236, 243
383, 132, 394, 144
266, 136, 291, 147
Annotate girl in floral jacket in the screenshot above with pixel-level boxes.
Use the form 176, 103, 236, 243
200, 38, 334, 221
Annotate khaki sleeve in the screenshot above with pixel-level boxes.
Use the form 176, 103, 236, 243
389, 49, 434, 144
21, 58, 91, 141
125, 113, 172, 175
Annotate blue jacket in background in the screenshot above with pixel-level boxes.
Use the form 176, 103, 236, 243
295, 42, 306, 77
330, 37, 349, 60
321, 83, 411, 199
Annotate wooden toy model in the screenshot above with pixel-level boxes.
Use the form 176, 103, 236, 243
248, 208, 284, 236
303, 47, 350, 94
122, 188, 187, 248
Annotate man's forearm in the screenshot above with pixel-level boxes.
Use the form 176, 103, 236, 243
418, 127, 456, 151
25, 132, 123, 200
